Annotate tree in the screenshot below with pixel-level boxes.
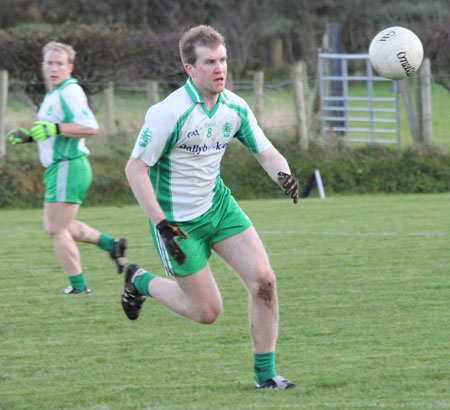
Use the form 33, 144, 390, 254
421, 24, 450, 94
0, 23, 182, 105
0, 0, 448, 82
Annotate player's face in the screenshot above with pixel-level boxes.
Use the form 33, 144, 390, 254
42, 50, 73, 90
186, 44, 227, 101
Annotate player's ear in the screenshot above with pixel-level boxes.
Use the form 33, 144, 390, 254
185, 63, 193, 76
68, 63, 74, 74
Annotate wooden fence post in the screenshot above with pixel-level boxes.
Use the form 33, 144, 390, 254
414, 73, 422, 140
292, 62, 309, 150
420, 58, 432, 146
104, 81, 116, 136
146, 80, 159, 106
302, 62, 314, 131
272, 38, 283, 67
0, 70, 8, 158
399, 78, 420, 144
253, 71, 264, 123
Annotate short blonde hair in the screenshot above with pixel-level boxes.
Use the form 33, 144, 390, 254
179, 25, 225, 65
42, 41, 76, 64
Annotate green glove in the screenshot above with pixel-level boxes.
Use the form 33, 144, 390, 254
29, 121, 59, 141
7, 128, 33, 144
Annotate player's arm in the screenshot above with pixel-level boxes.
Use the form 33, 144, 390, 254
254, 145, 290, 181
58, 123, 99, 138
125, 156, 188, 264
254, 145, 299, 203
125, 156, 167, 225
28, 121, 98, 141
56, 85, 99, 139
30, 85, 99, 140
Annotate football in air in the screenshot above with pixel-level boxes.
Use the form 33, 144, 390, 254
369, 26, 424, 80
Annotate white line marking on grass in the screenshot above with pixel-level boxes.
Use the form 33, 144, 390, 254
225, 402, 450, 409
153, 402, 450, 410
0, 227, 42, 234
261, 231, 447, 237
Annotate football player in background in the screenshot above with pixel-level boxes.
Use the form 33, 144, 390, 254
8, 41, 127, 294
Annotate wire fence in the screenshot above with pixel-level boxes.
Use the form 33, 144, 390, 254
4, 73, 450, 150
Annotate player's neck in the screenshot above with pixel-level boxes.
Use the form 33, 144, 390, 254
203, 95, 219, 111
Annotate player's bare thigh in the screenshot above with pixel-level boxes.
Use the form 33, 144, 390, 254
173, 263, 223, 323
213, 226, 275, 294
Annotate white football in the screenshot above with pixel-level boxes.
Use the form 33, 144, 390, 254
369, 26, 424, 80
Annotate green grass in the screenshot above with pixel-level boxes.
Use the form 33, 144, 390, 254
1, 194, 449, 409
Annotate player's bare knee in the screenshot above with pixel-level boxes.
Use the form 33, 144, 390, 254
197, 309, 220, 324
44, 224, 58, 238
197, 304, 222, 324
68, 221, 84, 240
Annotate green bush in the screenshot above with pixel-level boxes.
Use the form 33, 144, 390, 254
220, 140, 450, 198
1, 140, 449, 209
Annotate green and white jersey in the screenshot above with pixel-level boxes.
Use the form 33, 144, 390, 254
131, 77, 272, 222
37, 78, 98, 167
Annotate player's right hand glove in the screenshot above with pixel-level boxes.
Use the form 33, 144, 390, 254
277, 171, 299, 204
29, 121, 59, 141
7, 128, 33, 144
156, 219, 189, 265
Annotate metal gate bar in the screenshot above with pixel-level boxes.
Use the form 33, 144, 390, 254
319, 52, 400, 146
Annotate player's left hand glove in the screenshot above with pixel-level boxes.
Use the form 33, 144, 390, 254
7, 128, 33, 144
29, 121, 59, 141
156, 219, 189, 265
277, 171, 299, 204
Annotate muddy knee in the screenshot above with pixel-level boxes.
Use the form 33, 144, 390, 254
256, 276, 276, 304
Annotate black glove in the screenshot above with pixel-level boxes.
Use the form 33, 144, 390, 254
156, 219, 189, 265
277, 172, 299, 204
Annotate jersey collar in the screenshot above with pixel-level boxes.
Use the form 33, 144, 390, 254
48, 78, 78, 94
184, 77, 226, 104
56, 78, 77, 89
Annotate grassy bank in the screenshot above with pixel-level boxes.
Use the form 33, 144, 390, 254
1, 139, 449, 209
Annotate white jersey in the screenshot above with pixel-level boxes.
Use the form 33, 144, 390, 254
37, 78, 99, 167
131, 77, 272, 221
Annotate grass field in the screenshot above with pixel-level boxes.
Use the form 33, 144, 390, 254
1, 194, 449, 409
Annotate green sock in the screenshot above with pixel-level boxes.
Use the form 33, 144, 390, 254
254, 352, 276, 384
134, 272, 156, 296
96, 233, 115, 253
69, 273, 88, 291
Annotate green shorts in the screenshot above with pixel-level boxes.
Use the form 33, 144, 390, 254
150, 188, 252, 276
43, 156, 92, 204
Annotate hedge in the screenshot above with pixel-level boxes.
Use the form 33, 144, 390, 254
1, 141, 449, 209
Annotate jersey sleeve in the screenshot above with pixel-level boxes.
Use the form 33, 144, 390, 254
131, 103, 176, 167
234, 99, 272, 154
60, 84, 99, 129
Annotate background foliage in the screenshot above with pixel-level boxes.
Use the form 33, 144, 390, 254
0, 24, 180, 105
2, 140, 449, 209
0, 0, 449, 103
0, 0, 448, 207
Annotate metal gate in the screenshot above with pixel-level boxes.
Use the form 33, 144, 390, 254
318, 52, 400, 146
